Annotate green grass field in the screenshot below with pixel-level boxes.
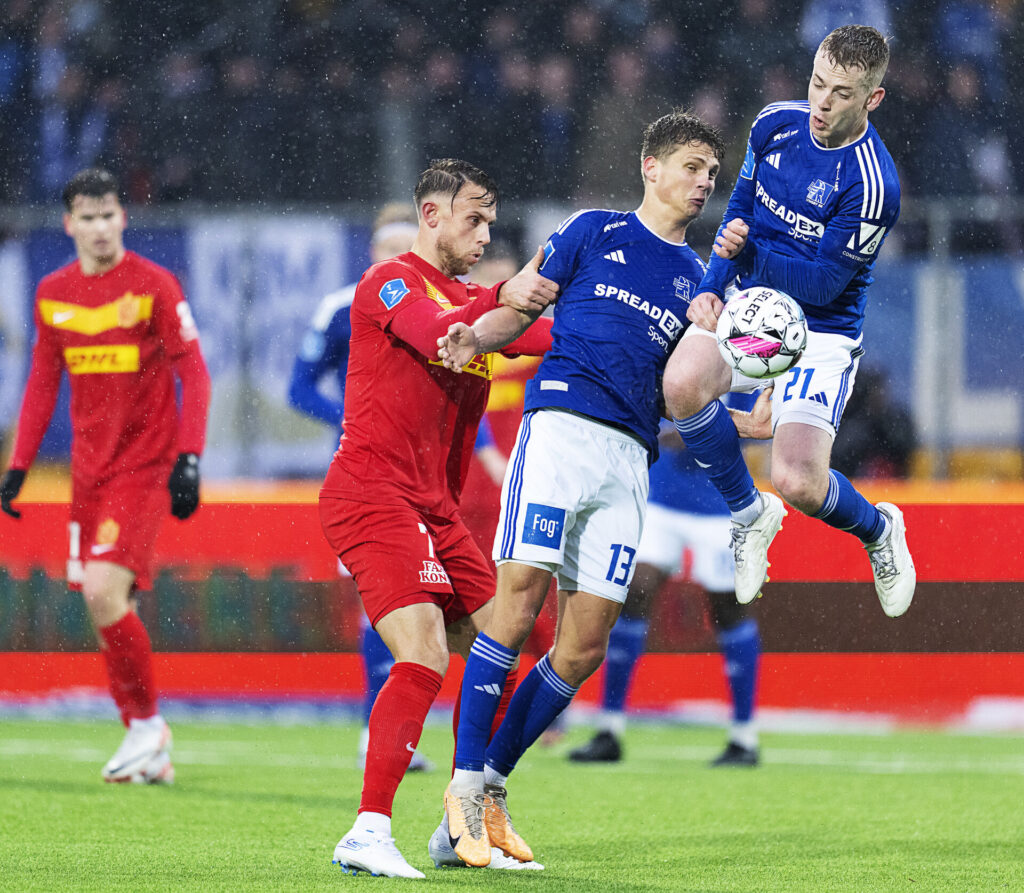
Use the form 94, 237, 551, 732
2, 719, 1022, 892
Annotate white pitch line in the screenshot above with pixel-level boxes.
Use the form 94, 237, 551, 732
2, 739, 1024, 776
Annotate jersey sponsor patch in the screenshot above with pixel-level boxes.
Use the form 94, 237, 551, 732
846, 223, 887, 256
64, 344, 140, 374
521, 503, 565, 548
40, 294, 154, 335
378, 278, 410, 309
541, 240, 555, 270
739, 141, 756, 180
419, 559, 451, 585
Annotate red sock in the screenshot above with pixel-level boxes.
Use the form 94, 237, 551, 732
450, 666, 519, 777
360, 661, 442, 817
98, 612, 158, 726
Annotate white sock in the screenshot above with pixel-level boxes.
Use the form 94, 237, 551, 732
483, 764, 507, 788
730, 721, 758, 751
731, 493, 764, 527
871, 516, 892, 547
131, 714, 165, 731
450, 768, 484, 792
598, 710, 626, 738
357, 725, 370, 758
353, 811, 391, 837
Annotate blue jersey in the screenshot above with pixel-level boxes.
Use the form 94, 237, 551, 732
700, 102, 901, 339
528, 209, 706, 460
288, 285, 354, 427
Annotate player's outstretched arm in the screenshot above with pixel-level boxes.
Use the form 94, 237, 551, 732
495, 246, 559, 312
437, 304, 534, 372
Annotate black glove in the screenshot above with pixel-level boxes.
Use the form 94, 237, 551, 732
0, 468, 26, 519
168, 452, 200, 520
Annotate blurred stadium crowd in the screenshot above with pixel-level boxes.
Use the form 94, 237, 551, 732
0, 0, 1020, 207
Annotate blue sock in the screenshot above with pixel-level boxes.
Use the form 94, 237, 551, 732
603, 615, 649, 713
674, 400, 759, 512
360, 623, 394, 723
486, 654, 578, 777
718, 618, 760, 724
454, 633, 518, 772
812, 469, 886, 544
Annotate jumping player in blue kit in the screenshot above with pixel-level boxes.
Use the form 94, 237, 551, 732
663, 25, 916, 620
432, 111, 771, 868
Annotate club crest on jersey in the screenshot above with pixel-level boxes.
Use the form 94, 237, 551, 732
673, 275, 693, 304
521, 503, 564, 549
116, 293, 143, 328
806, 179, 834, 207
96, 518, 120, 546
378, 278, 410, 309
419, 560, 450, 585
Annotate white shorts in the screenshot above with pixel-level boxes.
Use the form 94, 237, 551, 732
494, 409, 649, 603
636, 502, 735, 592
685, 324, 864, 438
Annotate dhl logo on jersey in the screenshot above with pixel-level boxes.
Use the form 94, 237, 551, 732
64, 345, 140, 374
422, 275, 492, 379
40, 292, 153, 335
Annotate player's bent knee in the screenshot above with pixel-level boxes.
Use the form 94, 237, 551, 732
770, 465, 827, 515
551, 641, 608, 688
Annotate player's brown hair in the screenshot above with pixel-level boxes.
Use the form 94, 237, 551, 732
62, 168, 122, 210
641, 110, 726, 170
414, 159, 498, 213
819, 25, 890, 87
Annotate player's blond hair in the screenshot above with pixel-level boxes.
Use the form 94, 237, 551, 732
819, 25, 890, 89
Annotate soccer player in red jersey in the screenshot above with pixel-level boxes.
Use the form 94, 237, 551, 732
320, 158, 556, 878
0, 168, 211, 785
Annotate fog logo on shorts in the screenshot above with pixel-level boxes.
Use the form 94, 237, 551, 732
419, 560, 450, 585
521, 503, 565, 549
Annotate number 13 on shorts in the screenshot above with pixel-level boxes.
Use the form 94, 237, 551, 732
606, 544, 636, 585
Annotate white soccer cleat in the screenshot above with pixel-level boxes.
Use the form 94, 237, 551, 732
102, 716, 174, 784
731, 492, 786, 604
333, 827, 425, 879
865, 503, 916, 618
428, 814, 544, 870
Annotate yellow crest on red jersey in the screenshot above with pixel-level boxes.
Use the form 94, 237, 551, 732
96, 518, 120, 546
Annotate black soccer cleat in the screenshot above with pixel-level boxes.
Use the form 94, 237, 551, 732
710, 741, 760, 768
568, 730, 622, 763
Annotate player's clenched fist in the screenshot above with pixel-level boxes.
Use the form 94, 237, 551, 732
712, 217, 749, 260
437, 323, 480, 372
686, 291, 724, 332
496, 246, 559, 312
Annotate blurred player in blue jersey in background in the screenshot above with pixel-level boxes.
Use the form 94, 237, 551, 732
569, 408, 762, 768
663, 25, 915, 620
434, 111, 772, 867
288, 203, 429, 771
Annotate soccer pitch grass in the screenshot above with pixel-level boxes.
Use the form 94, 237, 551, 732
2, 720, 1022, 892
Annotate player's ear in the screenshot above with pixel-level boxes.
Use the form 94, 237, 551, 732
641, 154, 658, 185
62, 213, 73, 236
865, 85, 885, 112
420, 199, 441, 229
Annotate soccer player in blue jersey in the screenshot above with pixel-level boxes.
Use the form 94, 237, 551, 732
569, 412, 762, 768
433, 111, 770, 867
663, 25, 915, 619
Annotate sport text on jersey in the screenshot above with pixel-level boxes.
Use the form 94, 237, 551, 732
593, 283, 683, 352
755, 181, 824, 243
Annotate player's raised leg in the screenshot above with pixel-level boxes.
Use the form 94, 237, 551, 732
665, 330, 783, 604
771, 422, 914, 616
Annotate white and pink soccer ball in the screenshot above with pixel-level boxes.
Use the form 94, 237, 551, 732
715, 286, 808, 379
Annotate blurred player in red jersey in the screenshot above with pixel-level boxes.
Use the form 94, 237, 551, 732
320, 158, 556, 878
0, 168, 211, 785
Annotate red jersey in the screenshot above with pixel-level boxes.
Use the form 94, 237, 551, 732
10, 251, 209, 484
321, 251, 551, 517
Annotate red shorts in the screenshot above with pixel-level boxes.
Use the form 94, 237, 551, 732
319, 497, 495, 628
69, 466, 170, 591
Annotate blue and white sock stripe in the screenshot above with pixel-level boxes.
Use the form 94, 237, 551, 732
813, 470, 841, 520
831, 346, 864, 428
499, 413, 532, 558
536, 654, 578, 699
673, 400, 721, 437
716, 618, 759, 646
470, 633, 517, 671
